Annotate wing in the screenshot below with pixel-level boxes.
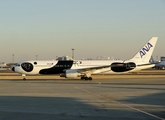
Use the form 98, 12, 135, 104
76, 65, 111, 73
75, 63, 126, 74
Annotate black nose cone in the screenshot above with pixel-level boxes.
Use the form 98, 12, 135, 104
12, 67, 15, 72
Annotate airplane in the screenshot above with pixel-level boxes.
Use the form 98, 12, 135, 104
154, 61, 165, 70
149, 56, 165, 70
12, 37, 158, 80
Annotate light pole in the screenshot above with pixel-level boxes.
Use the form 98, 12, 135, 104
12, 54, 14, 63
71, 48, 75, 59
36, 55, 38, 60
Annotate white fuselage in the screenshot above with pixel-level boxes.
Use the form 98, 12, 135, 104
12, 59, 154, 75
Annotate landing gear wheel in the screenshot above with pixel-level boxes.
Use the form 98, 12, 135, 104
81, 76, 92, 81
81, 77, 85, 80
22, 74, 26, 81
85, 77, 89, 80
88, 77, 92, 80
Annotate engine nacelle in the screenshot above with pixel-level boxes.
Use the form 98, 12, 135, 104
60, 69, 81, 78
111, 62, 136, 72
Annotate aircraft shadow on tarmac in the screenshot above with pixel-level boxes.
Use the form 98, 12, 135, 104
0, 96, 163, 120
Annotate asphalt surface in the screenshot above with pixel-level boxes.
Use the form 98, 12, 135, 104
0, 75, 165, 120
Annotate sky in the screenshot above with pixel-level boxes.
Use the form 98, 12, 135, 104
0, 0, 165, 63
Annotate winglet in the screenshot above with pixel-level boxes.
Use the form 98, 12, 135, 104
130, 37, 158, 63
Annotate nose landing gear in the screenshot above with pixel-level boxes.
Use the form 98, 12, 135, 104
22, 74, 26, 81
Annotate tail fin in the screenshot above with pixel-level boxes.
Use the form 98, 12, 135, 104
130, 37, 158, 63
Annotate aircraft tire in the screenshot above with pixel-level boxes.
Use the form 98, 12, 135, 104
88, 77, 92, 80
81, 77, 85, 80
85, 77, 89, 80
81, 77, 92, 81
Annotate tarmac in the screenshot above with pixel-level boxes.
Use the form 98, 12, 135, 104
0, 70, 165, 120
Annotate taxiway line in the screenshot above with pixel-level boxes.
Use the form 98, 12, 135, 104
74, 86, 165, 120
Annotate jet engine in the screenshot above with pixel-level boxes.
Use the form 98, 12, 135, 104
60, 69, 81, 78
111, 62, 136, 72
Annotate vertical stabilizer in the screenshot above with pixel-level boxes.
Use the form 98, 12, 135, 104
130, 37, 158, 63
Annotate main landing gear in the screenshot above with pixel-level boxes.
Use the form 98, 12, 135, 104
81, 76, 92, 81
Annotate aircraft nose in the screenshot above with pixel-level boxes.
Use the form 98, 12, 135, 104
12, 67, 15, 72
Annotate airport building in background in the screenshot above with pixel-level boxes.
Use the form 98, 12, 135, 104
160, 56, 165, 62
57, 56, 73, 61
0, 62, 10, 70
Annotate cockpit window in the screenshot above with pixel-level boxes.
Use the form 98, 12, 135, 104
21, 62, 33, 72
15, 63, 20, 66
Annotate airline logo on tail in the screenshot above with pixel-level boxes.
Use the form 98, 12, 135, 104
140, 42, 153, 58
